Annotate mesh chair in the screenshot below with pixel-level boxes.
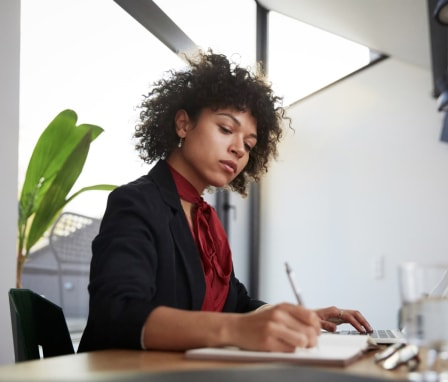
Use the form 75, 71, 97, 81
8, 288, 75, 362
49, 212, 100, 266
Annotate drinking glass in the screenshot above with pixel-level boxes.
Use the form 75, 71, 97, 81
398, 262, 448, 381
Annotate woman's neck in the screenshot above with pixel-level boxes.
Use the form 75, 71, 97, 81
166, 154, 206, 195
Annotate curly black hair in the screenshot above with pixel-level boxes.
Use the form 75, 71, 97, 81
134, 50, 288, 196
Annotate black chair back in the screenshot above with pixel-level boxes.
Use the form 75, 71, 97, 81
8, 288, 75, 362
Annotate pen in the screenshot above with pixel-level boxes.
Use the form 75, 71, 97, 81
285, 262, 319, 350
285, 261, 305, 306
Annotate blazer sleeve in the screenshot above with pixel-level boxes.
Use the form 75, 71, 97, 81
224, 270, 266, 313
80, 181, 177, 351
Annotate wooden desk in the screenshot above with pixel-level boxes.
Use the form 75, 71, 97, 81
0, 348, 409, 382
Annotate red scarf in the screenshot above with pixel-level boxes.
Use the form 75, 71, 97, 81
168, 165, 232, 311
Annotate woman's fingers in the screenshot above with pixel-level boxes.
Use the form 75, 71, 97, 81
343, 309, 373, 333
237, 303, 321, 352
315, 306, 373, 333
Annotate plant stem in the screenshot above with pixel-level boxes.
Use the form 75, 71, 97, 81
16, 251, 26, 288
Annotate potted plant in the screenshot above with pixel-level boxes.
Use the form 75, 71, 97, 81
17, 109, 117, 287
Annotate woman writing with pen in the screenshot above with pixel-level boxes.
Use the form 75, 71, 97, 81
78, 51, 372, 354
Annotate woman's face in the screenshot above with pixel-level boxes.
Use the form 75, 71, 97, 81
171, 107, 257, 193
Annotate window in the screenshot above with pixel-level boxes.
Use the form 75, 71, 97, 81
19, 1, 376, 215
153, 0, 256, 68
268, 11, 375, 106
19, 0, 184, 218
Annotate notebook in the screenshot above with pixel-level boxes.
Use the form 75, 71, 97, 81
336, 329, 406, 344
185, 333, 370, 367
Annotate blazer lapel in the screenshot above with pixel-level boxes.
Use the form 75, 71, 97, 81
149, 161, 205, 310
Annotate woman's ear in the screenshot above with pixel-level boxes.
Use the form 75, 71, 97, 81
174, 109, 190, 138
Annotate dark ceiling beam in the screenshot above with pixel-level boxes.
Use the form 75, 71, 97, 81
428, 0, 448, 97
114, 0, 197, 58
247, 2, 269, 300
256, 3, 269, 71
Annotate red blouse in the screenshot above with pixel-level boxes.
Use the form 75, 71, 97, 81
168, 165, 232, 311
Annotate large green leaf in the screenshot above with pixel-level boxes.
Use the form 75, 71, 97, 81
19, 110, 103, 227
25, 132, 92, 250
18, 109, 116, 256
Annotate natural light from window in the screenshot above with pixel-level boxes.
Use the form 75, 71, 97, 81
268, 11, 372, 106
153, 0, 256, 69
19, 0, 184, 218
19, 0, 374, 218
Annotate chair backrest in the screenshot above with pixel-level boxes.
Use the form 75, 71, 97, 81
8, 288, 75, 362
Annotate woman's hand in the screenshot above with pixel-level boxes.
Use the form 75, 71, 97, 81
314, 306, 373, 333
231, 303, 321, 352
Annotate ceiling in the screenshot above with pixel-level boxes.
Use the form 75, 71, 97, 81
258, 0, 448, 97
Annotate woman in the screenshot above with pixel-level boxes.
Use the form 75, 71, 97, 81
78, 51, 371, 353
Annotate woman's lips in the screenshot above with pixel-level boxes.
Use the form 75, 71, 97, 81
220, 160, 237, 174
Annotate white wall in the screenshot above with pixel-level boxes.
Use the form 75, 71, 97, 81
260, 58, 448, 329
0, 0, 20, 365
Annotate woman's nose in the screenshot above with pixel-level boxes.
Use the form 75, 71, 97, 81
230, 139, 245, 157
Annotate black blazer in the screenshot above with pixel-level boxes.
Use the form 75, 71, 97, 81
78, 160, 265, 352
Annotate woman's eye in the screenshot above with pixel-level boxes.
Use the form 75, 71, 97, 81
219, 125, 232, 134
244, 143, 253, 152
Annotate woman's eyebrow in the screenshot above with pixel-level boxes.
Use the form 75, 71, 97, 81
216, 112, 258, 139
